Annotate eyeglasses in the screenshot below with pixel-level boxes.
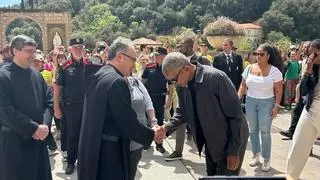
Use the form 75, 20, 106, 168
201, 44, 208, 47
120, 52, 136, 62
253, 52, 266, 56
21, 49, 37, 54
169, 66, 184, 84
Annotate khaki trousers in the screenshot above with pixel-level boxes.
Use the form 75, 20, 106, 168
286, 104, 320, 179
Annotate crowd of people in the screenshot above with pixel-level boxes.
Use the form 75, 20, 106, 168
0, 33, 319, 180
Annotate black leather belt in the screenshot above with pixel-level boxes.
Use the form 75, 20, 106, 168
102, 134, 119, 142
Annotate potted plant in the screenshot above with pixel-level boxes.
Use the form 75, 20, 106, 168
204, 17, 244, 49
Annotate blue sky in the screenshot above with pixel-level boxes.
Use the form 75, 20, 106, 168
0, 0, 21, 7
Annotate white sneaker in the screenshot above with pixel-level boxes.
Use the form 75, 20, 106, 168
261, 159, 271, 172
249, 154, 260, 167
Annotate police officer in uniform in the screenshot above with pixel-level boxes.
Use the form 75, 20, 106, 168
54, 38, 85, 174
142, 47, 173, 153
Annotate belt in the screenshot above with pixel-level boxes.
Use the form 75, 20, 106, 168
102, 134, 119, 142
1, 126, 11, 132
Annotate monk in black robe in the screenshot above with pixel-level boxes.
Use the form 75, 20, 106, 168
0, 35, 52, 180
78, 37, 161, 180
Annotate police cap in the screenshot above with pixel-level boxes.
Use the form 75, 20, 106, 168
69, 38, 84, 46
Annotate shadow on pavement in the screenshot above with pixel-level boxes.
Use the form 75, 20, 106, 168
253, 165, 284, 177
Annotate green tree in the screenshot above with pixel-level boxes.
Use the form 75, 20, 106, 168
267, 31, 286, 43
6, 19, 43, 50
237, 38, 254, 51
275, 37, 292, 54
262, 10, 295, 38
73, 4, 129, 44
262, 0, 320, 41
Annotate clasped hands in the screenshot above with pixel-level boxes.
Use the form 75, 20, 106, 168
152, 125, 166, 144
32, 124, 49, 141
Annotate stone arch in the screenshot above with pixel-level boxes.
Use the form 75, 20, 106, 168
4, 16, 44, 49
0, 9, 72, 54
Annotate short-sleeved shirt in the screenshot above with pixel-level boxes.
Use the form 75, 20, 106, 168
55, 59, 85, 104
142, 63, 168, 94
284, 60, 300, 80
242, 64, 282, 99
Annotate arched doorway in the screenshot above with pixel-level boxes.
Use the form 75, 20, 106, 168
0, 9, 72, 53
5, 18, 43, 50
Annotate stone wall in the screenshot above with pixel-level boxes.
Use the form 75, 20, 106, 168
0, 9, 72, 53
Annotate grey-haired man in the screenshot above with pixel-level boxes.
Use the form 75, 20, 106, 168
161, 52, 249, 176
78, 37, 163, 180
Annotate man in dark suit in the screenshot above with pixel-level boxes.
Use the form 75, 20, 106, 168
213, 38, 243, 90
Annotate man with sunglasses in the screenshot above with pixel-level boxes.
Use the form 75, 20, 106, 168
141, 47, 173, 153
198, 38, 213, 63
165, 36, 211, 162
161, 52, 249, 176
54, 38, 86, 174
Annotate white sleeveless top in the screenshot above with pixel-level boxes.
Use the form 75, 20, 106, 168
242, 64, 283, 99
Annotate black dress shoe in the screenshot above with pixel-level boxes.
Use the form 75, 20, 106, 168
156, 145, 166, 153
65, 164, 75, 174
279, 130, 293, 139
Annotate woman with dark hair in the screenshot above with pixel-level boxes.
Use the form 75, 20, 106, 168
238, 43, 283, 172
286, 39, 320, 180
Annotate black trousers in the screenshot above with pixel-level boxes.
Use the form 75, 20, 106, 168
129, 148, 143, 180
64, 103, 83, 164
205, 140, 247, 176
60, 116, 67, 151
288, 97, 305, 134
44, 109, 57, 150
46, 123, 57, 150
150, 94, 165, 147
150, 94, 165, 126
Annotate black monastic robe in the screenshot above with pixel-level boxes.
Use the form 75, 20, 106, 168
78, 64, 154, 180
0, 62, 52, 180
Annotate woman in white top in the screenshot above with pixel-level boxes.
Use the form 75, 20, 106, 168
238, 43, 283, 172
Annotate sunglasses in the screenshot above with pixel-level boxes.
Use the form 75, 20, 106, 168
252, 52, 266, 56
120, 52, 136, 62
169, 66, 184, 84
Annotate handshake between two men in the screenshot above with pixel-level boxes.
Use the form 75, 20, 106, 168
152, 125, 167, 144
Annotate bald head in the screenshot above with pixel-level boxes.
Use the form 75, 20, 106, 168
180, 37, 194, 56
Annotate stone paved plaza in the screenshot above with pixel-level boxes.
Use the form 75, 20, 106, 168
51, 111, 320, 180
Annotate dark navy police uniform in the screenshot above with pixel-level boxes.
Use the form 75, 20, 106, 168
56, 58, 85, 165
142, 63, 168, 126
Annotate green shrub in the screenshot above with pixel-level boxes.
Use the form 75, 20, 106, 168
204, 16, 244, 36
